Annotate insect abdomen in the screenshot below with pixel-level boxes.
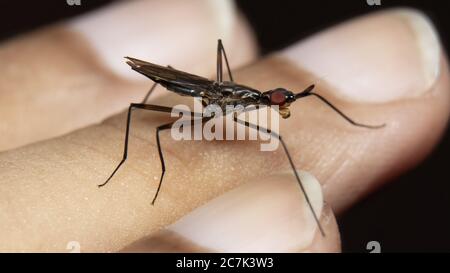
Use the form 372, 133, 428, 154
165, 83, 204, 97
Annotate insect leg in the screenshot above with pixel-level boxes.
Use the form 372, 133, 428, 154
152, 116, 213, 205
141, 66, 174, 104
141, 82, 158, 104
233, 115, 326, 236
216, 39, 234, 83
98, 103, 202, 188
152, 121, 173, 205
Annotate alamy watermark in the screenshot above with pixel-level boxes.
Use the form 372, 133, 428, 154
366, 0, 381, 6
366, 241, 381, 253
170, 98, 281, 151
66, 0, 81, 6
66, 241, 81, 253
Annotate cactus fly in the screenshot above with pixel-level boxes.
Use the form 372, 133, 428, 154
98, 40, 385, 237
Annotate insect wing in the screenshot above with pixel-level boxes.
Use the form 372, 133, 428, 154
125, 57, 214, 92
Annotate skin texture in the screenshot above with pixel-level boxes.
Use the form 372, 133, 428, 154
0, 0, 256, 151
120, 204, 340, 253
0, 27, 143, 151
0, 53, 448, 251
0, 2, 449, 252
0, 57, 340, 251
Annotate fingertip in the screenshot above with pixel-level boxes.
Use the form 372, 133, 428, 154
67, 0, 257, 80
158, 170, 331, 252
302, 203, 341, 253
281, 8, 442, 103
120, 171, 340, 253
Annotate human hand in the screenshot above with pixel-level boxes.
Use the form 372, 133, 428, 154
0, 2, 448, 253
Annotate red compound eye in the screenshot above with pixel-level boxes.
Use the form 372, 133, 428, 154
270, 90, 286, 105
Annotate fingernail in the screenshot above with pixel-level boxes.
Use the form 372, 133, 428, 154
68, 0, 248, 79
167, 170, 323, 252
282, 8, 441, 103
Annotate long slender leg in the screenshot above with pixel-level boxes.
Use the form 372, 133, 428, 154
98, 104, 134, 188
216, 39, 234, 83
152, 121, 173, 204
98, 103, 202, 188
233, 115, 326, 236
152, 116, 213, 204
141, 65, 174, 104
141, 82, 158, 104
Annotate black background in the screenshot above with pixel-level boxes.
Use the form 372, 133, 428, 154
0, 0, 448, 252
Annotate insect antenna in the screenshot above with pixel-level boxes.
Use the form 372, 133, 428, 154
296, 85, 385, 129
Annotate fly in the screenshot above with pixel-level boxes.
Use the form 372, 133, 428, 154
98, 40, 385, 236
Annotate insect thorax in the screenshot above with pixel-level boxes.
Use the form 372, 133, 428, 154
215, 82, 262, 108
